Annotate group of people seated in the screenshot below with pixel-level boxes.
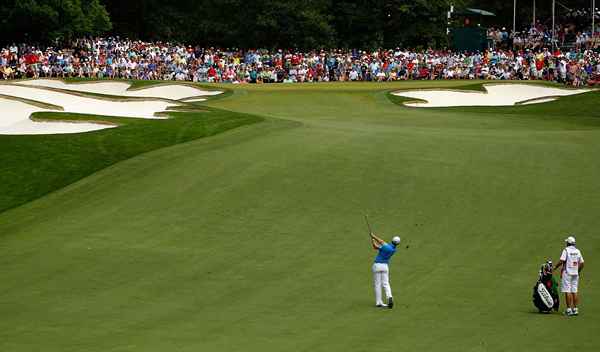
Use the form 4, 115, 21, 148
1, 37, 599, 86
489, 25, 599, 51
488, 7, 599, 51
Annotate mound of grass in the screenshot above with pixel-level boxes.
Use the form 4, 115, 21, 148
0, 107, 262, 213
385, 85, 600, 129
1, 81, 599, 352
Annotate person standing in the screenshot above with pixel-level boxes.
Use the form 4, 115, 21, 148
553, 236, 585, 316
370, 233, 401, 309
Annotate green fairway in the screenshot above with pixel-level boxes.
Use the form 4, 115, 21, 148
1, 81, 599, 351
0, 104, 260, 213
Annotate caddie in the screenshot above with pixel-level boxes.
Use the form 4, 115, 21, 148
553, 235, 585, 316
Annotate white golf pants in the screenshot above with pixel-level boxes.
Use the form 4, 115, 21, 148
372, 263, 392, 305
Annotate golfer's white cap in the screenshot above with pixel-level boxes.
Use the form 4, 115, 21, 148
565, 236, 576, 245
392, 236, 401, 245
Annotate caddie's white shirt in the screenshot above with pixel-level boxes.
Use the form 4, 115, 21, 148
560, 246, 584, 276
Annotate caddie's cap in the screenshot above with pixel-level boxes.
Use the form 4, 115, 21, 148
565, 236, 576, 245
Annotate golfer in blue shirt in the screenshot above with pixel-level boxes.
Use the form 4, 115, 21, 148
371, 232, 401, 308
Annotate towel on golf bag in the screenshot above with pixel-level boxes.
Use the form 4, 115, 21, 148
532, 262, 559, 313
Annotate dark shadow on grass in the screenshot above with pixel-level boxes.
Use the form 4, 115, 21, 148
0, 106, 263, 214
520, 310, 564, 318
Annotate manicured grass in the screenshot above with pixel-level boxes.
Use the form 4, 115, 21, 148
1, 81, 599, 352
0, 107, 262, 213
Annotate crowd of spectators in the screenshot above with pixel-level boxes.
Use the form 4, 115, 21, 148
1, 36, 599, 86
495, 24, 600, 51
487, 7, 600, 51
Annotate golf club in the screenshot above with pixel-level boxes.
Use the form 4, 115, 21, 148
364, 214, 373, 235
366, 214, 409, 249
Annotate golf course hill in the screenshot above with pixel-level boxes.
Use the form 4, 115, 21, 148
1, 80, 599, 352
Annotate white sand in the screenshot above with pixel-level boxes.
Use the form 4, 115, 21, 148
15, 79, 222, 100
0, 83, 182, 135
520, 97, 558, 105
1, 80, 223, 135
0, 97, 114, 135
394, 84, 591, 107
182, 98, 207, 102
0, 85, 173, 119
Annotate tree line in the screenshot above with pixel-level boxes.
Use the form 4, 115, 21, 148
1, 0, 595, 49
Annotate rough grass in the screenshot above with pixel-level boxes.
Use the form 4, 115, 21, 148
0, 107, 262, 213
1, 81, 599, 352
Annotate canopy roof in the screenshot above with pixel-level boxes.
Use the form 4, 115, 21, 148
454, 8, 496, 17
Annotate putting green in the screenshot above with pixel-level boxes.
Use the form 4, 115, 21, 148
1, 81, 599, 351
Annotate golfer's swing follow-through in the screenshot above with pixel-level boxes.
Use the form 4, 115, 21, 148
366, 215, 401, 309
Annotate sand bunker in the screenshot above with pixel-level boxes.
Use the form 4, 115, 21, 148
0, 80, 223, 135
520, 97, 558, 105
393, 84, 591, 107
0, 97, 113, 135
0, 85, 174, 120
15, 79, 222, 100
182, 98, 208, 103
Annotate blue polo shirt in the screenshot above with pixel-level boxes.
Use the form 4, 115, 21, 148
374, 243, 396, 264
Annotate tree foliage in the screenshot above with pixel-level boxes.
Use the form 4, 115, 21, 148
7, 0, 586, 49
97, 0, 460, 49
0, 0, 111, 44
471, 0, 595, 29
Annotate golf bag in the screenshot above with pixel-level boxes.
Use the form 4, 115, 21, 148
532, 262, 559, 313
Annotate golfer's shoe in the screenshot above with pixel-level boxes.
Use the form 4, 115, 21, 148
376, 304, 388, 308
387, 297, 394, 309
573, 308, 579, 316
565, 309, 574, 316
